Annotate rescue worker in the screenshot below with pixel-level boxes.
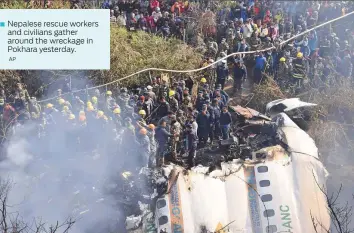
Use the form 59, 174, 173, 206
137, 128, 151, 167
168, 90, 179, 113
147, 124, 157, 167
183, 123, 198, 168
292, 52, 306, 88
277, 57, 289, 87
113, 107, 122, 128
155, 120, 174, 166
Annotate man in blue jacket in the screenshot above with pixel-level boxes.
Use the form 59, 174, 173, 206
155, 119, 173, 166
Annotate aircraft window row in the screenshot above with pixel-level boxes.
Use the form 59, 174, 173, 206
256, 166, 277, 233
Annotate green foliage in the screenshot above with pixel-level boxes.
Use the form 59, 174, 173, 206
0, 0, 70, 9
90, 27, 202, 87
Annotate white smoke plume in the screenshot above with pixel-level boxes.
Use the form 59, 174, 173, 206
0, 114, 131, 232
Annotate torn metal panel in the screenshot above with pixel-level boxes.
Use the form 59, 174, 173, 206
229, 105, 271, 121
266, 98, 317, 117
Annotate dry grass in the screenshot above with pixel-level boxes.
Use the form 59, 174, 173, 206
248, 78, 354, 167
91, 27, 202, 87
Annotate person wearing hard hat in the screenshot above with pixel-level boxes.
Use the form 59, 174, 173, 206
200, 77, 207, 85
136, 109, 148, 131
91, 96, 98, 109
112, 107, 122, 128
168, 90, 179, 113
58, 98, 65, 106
61, 105, 70, 117
277, 57, 289, 84
105, 90, 117, 112
137, 127, 151, 167
292, 52, 306, 88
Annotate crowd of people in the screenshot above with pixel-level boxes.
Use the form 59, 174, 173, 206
2, 0, 354, 171
0, 79, 231, 169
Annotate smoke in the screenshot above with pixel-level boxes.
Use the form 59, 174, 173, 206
0, 79, 140, 232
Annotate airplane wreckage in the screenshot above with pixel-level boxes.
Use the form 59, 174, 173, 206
122, 98, 330, 233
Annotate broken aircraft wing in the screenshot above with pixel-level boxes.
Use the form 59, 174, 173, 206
266, 98, 317, 116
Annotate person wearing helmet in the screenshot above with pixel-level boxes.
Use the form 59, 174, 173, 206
292, 52, 306, 88
61, 105, 70, 116
58, 98, 65, 105
68, 114, 75, 121
137, 126, 151, 167
91, 96, 98, 109
276, 57, 289, 86
200, 77, 207, 84
168, 90, 179, 113
97, 110, 104, 119
136, 109, 148, 131
105, 91, 117, 113
112, 107, 122, 128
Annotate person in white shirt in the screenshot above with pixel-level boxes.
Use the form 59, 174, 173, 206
242, 20, 253, 39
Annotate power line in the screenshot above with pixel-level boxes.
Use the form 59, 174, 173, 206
37, 10, 354, 103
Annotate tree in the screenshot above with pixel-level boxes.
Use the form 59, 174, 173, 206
0, 179, 76, 233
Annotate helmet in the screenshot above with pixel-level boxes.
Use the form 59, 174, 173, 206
68, 114, 75, 120
169, 90, 175, 97
46, 103, 53, 109
297, 52, 303, 58
87, 105, 94, 112
148, 124, 155, 130
97, 111, 104, 118
79, 110, 85, 116
92, 96, 98, 103
58, 98, 65, 105
138, 109, 146, 115
139, 128, 147, 135
62, 106, 69, 111
87, 101, 92, 106
79, 115, 86, 122
113, 108, 121, 114
106, 91, 112, 95
280, 57, 286, 62
200, 77, 207, 83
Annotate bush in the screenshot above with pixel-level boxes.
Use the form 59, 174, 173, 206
90, 27, 202, 87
